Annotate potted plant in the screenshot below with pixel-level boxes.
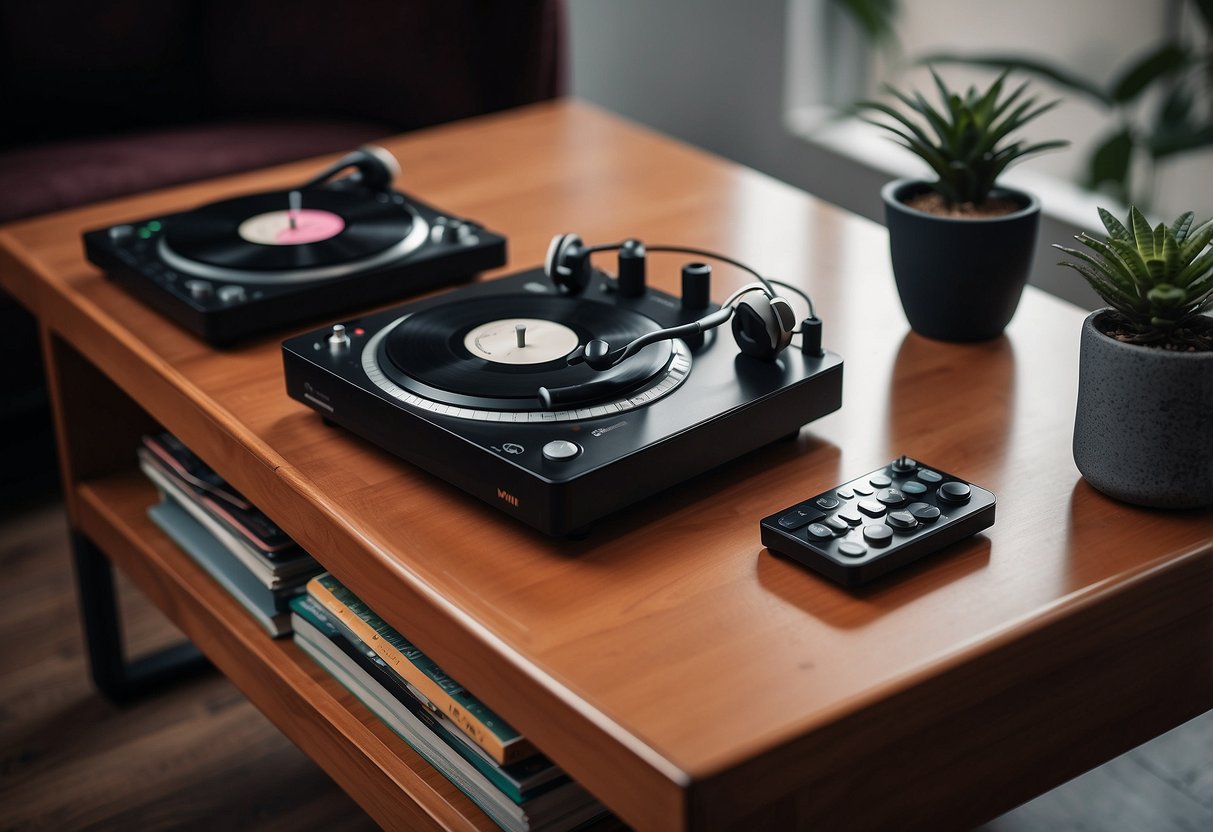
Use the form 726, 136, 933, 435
860, 71, 1068, 340
1056, 206, 1213, 508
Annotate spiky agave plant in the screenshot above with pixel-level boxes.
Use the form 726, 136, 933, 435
859, 70, 1068, 207
1055, 206, 1213, 347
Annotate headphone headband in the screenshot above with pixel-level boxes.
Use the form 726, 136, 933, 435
545, 235, 814, 372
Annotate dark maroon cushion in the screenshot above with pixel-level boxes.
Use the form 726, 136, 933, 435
200, 0, 565, 131
0, 2, 205, 146
0, 119, 388, 224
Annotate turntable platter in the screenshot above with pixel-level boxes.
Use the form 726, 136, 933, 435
366, 294, 693, 415
159, 189, 429, 284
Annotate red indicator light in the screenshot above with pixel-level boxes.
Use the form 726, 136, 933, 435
354, 327, 365, 336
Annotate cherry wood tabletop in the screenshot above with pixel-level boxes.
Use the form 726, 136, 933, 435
2, 100, 1210, 831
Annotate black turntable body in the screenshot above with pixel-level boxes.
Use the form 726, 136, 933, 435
83, 148, 506, 344
282, 267, 843, 536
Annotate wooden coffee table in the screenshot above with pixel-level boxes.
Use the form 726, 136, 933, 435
2, 101, 1210, 831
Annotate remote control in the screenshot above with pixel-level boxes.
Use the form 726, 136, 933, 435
760, 456, 995, 586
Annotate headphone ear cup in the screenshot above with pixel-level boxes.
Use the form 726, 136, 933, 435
731, 294, 793, 359
544, 233, 593, 293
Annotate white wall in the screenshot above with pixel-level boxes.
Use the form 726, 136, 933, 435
567, 0, 1212, 311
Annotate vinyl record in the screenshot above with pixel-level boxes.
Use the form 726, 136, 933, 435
378, 295, 674, 410
164, 189, 415, 272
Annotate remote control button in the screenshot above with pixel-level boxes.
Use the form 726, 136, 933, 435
907, 502, 941, 522
917, 469, 943, 483
836, 488, 854, 500
890, 455, 917, 474
837, 509, 863, 526
876, 488, 906, 506
814, 495, 841, 510
886, 510, 918, 530
938, 481, 972, 504
838, 541, 868, 558
863, 524, 893, 546
807, 523, 836, 539
823, 516, 850, 533
777, 507, 822, 530
542, 440, 581, 461
902, 481, 927, 495
858, 499, 886, 517
852, 485, 873, 496
869, 474, 892, 488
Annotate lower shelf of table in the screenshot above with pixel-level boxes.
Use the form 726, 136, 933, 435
74, 468, 621, 832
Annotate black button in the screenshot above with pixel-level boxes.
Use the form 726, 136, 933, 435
938, 481, 972, 504
890, 455, 917, 474
917, 469, 943, 483
863, 524, 893, 546
902, 481, 927, 495
824, 516, 850, 533
807, 523, 836, 539
858, 499, 886, 517
876, 488, 906, 506
869, 474, 892, 488
777, 507, 822, 530
886, 510, 918, 530
907, 502, 941, 522
815, 495, 841, 510
837, 509, 863, 525
838, 541, 868, 558
852, 485, 873, 496
836, 488, 854, 500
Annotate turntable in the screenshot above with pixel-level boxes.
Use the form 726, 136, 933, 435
83, 146, 506, 344
283, 236, 843, 535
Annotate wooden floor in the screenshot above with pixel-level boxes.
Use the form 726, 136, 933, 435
1, 496, 1209, 831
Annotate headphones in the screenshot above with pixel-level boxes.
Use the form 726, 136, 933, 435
544, 234, 818, 369
301, 145, 400, 193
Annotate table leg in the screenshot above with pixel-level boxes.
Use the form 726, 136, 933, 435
71, 530, 212, 703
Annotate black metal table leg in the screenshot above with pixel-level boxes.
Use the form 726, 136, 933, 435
72, 530, 212, 703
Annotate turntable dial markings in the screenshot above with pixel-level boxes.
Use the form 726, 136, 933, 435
238, 208, 346, 246
464, 318, 579, 365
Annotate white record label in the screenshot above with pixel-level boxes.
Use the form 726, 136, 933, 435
463, 318, 579, 365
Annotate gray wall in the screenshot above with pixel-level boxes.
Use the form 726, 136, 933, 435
566, 0, 1102, 310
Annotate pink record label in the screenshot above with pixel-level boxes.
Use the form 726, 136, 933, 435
237, 209, 346, 246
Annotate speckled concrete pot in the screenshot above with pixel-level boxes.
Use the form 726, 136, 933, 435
1073, 310, 1213, 508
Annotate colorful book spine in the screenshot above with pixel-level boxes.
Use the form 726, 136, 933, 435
306, 573, 537, 765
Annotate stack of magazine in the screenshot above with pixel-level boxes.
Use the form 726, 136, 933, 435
294, 573, 606, 832
138, 432, 321, 637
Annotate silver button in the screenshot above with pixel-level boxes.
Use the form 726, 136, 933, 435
184, 279, 213, 300
542, 440, 581, 461
217, 285, 247, 304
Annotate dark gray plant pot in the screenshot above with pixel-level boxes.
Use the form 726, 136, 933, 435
882, 178, 1040, 341
1073, 310, 1213, 508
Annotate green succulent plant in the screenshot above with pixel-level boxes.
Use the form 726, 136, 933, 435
858, 70, 1068, 207
1055, 206, 1213, 345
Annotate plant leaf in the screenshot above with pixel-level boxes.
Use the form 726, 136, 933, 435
1110, 44, 1191, 103
1087, 129, 1133, 200
1178, 219, 1213, 270
1056, 259, 1141, 313
1129, 207, 1155, 258
1098, 207, 1133, 242
1170, 212, 1194, 245
1054, 242, 1138, 298
917, 52, 1112, 106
